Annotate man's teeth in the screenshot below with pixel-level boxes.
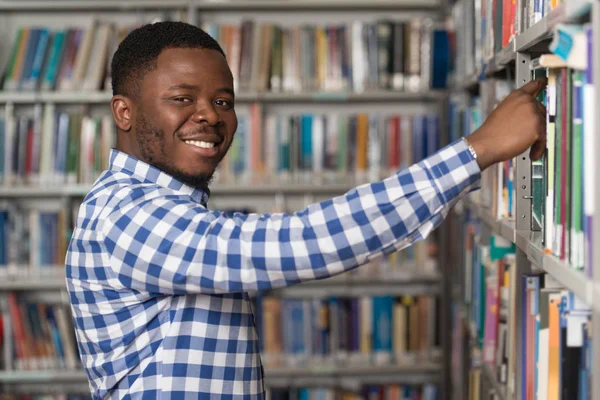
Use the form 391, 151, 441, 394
184, 140, 216, 149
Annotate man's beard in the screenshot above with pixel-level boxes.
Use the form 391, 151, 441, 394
135, 113, 214, 191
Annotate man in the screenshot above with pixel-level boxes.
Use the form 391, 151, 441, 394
66, 21, 546, 399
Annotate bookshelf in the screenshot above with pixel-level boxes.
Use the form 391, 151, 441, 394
0, 90, 448, 104
0, 0, 441, 11
451, 0, 599, 399
467, 197, 595, 304
0, 0, 453, 399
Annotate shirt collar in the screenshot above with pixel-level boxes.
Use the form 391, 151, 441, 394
108, 148, 210, 207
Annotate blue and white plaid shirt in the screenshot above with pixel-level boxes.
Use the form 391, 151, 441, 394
66, 139, 480, 399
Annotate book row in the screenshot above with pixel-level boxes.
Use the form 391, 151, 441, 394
253, 295, 440, 369
0, 105, 114, 186
0, 17, 450, 95
0, 201, 437, 279
451, 0, 564, 80
0, 397, 88, 400
534, 39, 595, 274
266, 385, 440, 400
217, 107, 442, 185
0, 293, 79, 372
2, 22, 130, 93
0, 107, 442, 187
0, 385, 440, 400
201, 18, 449, 94
459, 223, 593, 400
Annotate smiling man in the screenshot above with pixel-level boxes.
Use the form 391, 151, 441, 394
66, 21, 546, 399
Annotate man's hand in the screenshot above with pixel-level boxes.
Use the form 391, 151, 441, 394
466, 77, 548, 170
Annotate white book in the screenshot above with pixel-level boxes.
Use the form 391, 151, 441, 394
367, 115, 380, 183
312, 115, 324, 179
3, 103, 15, 186
83, 23, 111, 91
29, 104, 43, 185
351, 21, 366, 93
39, 103, 56, 185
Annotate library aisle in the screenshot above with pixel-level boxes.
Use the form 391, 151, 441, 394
0, 0, 597, 399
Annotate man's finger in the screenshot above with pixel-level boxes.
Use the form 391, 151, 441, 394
535, 100, 546, 117
530, 138, 546, 161
520, 77, 548, 97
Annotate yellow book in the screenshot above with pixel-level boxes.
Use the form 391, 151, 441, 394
356, 114, 369, 173
315, 27, 327, 91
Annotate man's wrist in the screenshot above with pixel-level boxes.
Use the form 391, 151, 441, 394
464, 134, 493, 170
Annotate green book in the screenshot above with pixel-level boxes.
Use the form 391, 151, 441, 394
42, 30, 66, 91
3, 28, 23, 89
565, 70, 572, 263
270, 26, 282, 92
554, 71, 563, 256
572, 71, 584, 269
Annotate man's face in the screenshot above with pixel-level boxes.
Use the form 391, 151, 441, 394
132, 47, 237, 189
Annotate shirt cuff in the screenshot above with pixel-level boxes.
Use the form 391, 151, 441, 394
422, 138, 482, 206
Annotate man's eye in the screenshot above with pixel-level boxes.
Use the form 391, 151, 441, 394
173, 97, 192, 103
216, 99, 233, 108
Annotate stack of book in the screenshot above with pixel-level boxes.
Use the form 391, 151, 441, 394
0, 206, 68, 276
217, 109, 442, 186
0, 293, 80, 372
0, 108, 442, 188
1, 396, 89, 400
266, 384, 440, 400
1, 17, 451, 95
461, 221, 593, 399
450, 0, 565, 82
254, 294, 440, 369
532, 26, 594, 274
1, 22, 132, 93
0, 105, 114, 186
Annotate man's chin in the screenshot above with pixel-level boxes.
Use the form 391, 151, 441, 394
153, 161, 215, 190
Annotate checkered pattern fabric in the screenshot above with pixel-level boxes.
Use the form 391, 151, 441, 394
66, 139, 480, 399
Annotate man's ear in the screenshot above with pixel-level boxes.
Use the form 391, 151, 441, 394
111, 95, 133, 132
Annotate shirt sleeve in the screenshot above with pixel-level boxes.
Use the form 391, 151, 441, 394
101, 139, 481, 295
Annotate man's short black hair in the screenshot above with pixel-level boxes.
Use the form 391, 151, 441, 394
111, 21, 226, 98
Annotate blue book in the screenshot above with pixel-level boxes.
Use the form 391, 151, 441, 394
300, 115, 313, 171
291, 300, 304, 355
372, 296, 394, 354
28, 28, 50, 90
298, 388, 310, 400
431, 29, 449, 89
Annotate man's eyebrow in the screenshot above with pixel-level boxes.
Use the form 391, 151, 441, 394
167, 84, 200, 91
166, 84, 234, 97
217, 87, 235, 97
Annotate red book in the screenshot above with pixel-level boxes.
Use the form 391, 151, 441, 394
509, 0, 517, 40
502, 0, 511, 47
8, 293, 27, 366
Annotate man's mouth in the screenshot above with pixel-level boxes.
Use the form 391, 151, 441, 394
183, 140, 217, 149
